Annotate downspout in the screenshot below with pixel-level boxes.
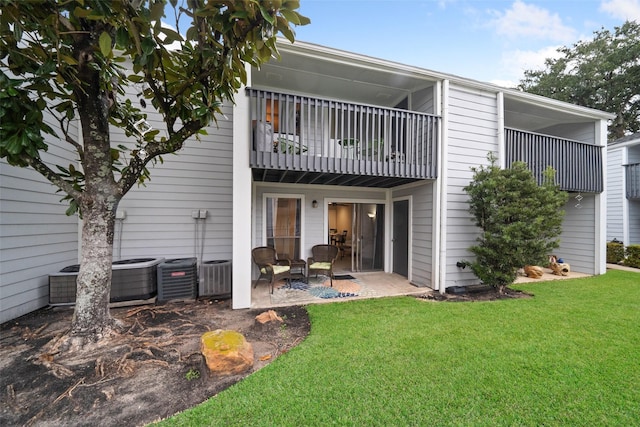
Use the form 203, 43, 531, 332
497, 92, 505, 169
437, 79, 450, 293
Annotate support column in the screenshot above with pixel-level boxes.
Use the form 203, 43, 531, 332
232, 70, 253, 309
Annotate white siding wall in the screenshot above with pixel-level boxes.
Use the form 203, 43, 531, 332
0, 117, 79, 323
557, 194, 597, 274
114, 104, 234, 262
445, 85, 499, 287
391, 182, 434, 287
607, 147, 625, 241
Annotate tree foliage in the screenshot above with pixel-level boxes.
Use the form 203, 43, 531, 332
0, 0, 309, 343
1, 0, 309, 206
463, 153, 568, 293
518, 20, 640, 140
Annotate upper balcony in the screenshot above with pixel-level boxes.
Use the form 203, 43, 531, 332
625, 163, 640, 200
248, 89, 440, 188
505, 128, 603, 193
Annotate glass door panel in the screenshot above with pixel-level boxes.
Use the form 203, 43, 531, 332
266, 197, 301, 260
351, 203, 385, 272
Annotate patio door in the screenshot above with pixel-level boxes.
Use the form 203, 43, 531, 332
266, 197, 301, 260
393, 200, 409, 277
351, 203, 385, 272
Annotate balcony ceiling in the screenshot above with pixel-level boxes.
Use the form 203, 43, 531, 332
252, 41, 605, 133
252, 47, 437, 108
504, 97, 596, 133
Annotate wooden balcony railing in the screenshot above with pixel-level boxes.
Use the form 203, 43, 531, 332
248, 89, 439, 186
625, 163, 640, 199
505, 128, 603, 193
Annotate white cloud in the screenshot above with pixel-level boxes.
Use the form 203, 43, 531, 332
488, 0, 577, 43
600, 0, 640, 21
497, 45, 564, 85
489, 79, 519, 89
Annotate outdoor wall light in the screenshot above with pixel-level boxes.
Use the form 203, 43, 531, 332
312, 200, 318, 208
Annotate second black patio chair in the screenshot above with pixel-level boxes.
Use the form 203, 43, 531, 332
307, 244, 340, 287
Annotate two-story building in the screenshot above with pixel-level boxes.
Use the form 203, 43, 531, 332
607, 132, 640, 246
0, 40, 613, 322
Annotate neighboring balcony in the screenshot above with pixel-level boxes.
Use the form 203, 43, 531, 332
625, 163, 640, 200
248, 89, 439, 188
505, 128, 603, 193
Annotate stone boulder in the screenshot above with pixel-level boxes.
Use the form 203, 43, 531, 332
200, 330, 254, 375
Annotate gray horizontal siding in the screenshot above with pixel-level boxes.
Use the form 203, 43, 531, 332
445, 85, 498, 288
607, 148, 624, 241
412, 87, 435, 114
392, 182, 434, 287
115, 102, 234, 262
629, 200, 640, 244
537, 123, 595, 145
557, 194, 596, 274
1, 134, 79, 323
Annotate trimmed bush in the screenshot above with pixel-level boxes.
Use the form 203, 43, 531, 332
624, 244, 640, 268
463, 153, 567, 293
607, 241, 625, 264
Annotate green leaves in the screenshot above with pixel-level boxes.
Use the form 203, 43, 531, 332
1, 0, 309, 215
519, 20, 640, 140
0, 73, 51, 167
464, 153, 568, 290
99, 32, 112, 57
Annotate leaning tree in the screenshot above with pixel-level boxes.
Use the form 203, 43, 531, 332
0, 0, 309, 345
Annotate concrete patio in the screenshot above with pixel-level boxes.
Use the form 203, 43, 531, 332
251, 262, 601, 309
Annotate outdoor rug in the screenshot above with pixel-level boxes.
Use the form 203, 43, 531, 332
271, 274, 377, 305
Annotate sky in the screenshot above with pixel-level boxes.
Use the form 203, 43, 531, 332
290, 0, 640, 87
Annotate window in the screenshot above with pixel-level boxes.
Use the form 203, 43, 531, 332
266, 197, 302, 260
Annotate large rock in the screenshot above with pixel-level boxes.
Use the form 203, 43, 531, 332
200, 330, 254, 375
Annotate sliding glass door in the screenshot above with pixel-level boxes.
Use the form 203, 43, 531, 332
352, 203, 385, 272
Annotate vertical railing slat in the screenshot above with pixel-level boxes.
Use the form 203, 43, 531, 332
504, 127, 602, 193
246, 88, 440, 180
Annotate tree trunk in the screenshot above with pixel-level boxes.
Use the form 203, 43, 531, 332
71, 205, 117, 338
69, 40, 121, 341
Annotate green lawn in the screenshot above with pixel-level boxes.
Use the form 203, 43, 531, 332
159, 270, 639, 426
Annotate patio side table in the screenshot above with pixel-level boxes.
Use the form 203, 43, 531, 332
290, 259, 307, 282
